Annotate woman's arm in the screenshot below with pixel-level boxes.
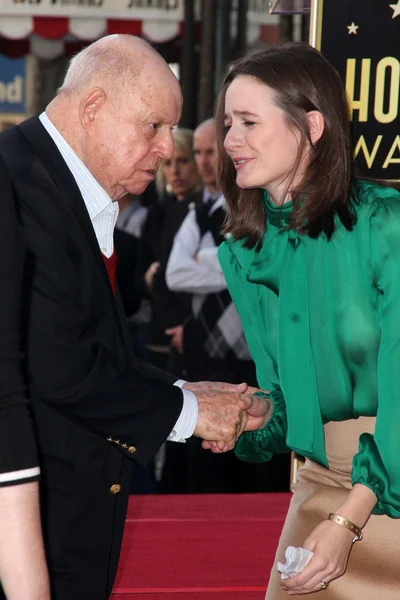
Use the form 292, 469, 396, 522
0, 483, 50, 599
282, 484, 377, 595
335, 483, 377, 529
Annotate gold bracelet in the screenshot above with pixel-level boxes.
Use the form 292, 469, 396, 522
327, 513, 363, 543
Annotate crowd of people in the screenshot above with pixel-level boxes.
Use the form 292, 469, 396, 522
115, 117, 290, 495
0, 30, 399, 600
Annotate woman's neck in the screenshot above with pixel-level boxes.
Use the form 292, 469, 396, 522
267, 192, 292, 207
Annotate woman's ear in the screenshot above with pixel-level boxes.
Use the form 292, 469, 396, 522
80, 88, 106, 131
307, 110, 325, 145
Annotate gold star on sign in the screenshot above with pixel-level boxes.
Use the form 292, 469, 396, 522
347, 22, 359, 34
389, 0, 400, 18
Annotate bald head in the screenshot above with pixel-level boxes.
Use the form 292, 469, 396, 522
194, 118, 216, 138
47, 34, 182, 202
193, 118, 219, 192
59, 34, 179, 101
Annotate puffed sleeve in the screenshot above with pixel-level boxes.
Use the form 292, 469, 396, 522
0, 157, 40, 486
218, 239, 290, 464
351, 187, 400, 517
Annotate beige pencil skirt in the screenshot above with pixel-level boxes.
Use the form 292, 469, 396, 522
265, 417, 400, 599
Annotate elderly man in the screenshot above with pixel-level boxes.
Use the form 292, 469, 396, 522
0, 35, 270, 600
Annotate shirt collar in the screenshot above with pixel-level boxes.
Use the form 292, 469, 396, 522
202, 185, 222, 204
39, 112, 117, 222
208, 194, 225, 215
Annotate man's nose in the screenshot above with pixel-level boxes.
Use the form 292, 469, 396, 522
158, 130, 174, 159
198, 156, 208, 171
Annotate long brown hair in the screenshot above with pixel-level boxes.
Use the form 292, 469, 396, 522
215, 42, 357, 248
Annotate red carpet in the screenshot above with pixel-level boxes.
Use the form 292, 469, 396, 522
112, 493, 291, 599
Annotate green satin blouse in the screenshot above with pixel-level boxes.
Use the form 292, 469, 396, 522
219, 180, 400, 518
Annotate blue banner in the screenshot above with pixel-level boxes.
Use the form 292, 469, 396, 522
0, 55, 26, 114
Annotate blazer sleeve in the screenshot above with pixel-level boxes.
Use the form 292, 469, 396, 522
0, 157, 40, 487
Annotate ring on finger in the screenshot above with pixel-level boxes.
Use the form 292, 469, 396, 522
320, 579, 329, 590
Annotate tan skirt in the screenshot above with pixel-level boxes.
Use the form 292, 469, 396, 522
266, 417, 400, 599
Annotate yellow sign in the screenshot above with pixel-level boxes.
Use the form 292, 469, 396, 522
310, 0, 400, 182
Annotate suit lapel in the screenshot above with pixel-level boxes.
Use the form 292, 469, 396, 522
18, 117, 132, 355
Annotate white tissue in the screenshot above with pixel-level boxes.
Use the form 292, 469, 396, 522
277, 546, 314, 580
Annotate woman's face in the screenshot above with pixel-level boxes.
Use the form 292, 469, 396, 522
223, 75, 305, 205
162, 145, 200, 200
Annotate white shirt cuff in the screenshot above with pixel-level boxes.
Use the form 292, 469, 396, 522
168, 380, 198, 442
174, 379, 186, 389
0, 467, 40, 485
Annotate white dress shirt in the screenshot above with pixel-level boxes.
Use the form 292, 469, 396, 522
166, 195, 228, 294
39, 112, 197, 442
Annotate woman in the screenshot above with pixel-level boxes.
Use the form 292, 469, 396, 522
0, 158, 50, 598
136, 127, 201, 371
214, 43, 400, 598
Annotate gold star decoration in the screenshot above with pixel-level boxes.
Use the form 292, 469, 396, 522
347, 22, 359, 35
389, 0, 400, 18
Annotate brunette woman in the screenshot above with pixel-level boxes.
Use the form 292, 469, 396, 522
212, 43, 400, 598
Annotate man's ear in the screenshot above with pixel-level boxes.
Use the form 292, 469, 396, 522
306, 110, 325, 145
80, 88, 106, 131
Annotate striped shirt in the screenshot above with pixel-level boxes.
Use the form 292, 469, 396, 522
39, 113, 197, 442
40, 112, 117, 257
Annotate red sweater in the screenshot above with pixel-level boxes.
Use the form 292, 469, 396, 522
102, 250, 117, 295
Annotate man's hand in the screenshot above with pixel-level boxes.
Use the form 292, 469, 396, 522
165, 325, 183, 353
144, 261, 160, 292
183, 381, 272, 452
193, 390, 250, 450
201, 393, 273, 453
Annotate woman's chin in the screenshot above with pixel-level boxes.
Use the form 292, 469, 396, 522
236, 176, 254, 190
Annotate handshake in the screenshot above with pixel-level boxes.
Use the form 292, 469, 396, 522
183, 380, 273, 453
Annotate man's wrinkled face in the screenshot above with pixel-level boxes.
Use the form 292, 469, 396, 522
84, 68, 182, 200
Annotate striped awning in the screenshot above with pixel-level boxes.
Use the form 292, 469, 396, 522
0, 16, 182, 44
0, 1, 273, 59
0, 17, 183, 58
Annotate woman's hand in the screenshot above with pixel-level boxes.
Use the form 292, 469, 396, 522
281, 519, 355, 595
282, 483, 377, 594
